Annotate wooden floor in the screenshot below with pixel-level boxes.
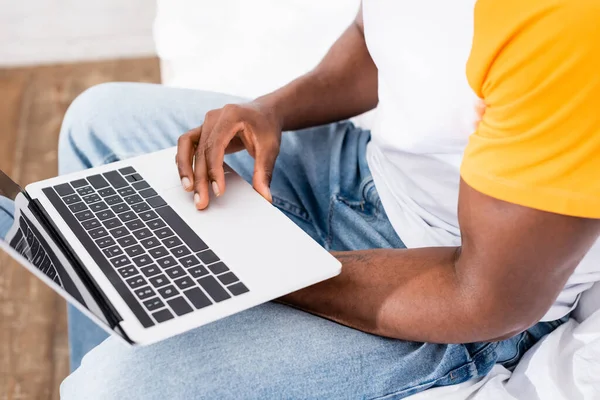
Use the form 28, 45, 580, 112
0, 58, 160, 400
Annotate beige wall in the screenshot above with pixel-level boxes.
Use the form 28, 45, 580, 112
0, 0, 156, 66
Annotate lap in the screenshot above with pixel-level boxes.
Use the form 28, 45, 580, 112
61, 303, 483, 400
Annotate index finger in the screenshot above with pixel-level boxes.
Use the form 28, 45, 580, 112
176, 126, 201, 192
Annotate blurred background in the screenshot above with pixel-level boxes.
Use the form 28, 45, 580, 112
0, 1, 357, 398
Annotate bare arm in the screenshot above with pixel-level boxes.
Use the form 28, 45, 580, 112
281, 180, 600, 343
258, 5, 378, 131
177, 5, 378, 208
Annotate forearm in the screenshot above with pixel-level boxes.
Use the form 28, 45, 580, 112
256, 11, 378, 131
280, 248, 525, 344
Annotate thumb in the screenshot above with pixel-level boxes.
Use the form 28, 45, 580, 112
252, 147, 277, 203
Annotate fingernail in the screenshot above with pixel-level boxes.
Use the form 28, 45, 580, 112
194, 193, 201, 208
181, 177, 191, 190
212, 181, 221, 197
265, 187, 273, 203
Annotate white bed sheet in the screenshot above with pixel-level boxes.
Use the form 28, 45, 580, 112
154, 2, 600, 398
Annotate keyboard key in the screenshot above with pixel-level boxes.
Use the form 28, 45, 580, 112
81, 218, 101, 230
207, 262, 229, 275
164, 265, 185, 279
126, 275, 146, 289
197, 250, 219, 265
149, 274, 169, 288
198, 276, 231, 302
118, 166, 136, 175
180, 255, 201, 268
141, 265, 161, 277
124, 245, 145, 258
158, 257, 178, 270
125, 194, 143, 205
143, 297, 165, 312
69, 202, 87, 213
118, 211, 137, 222
76, 186, 94, 196
117, 265, 139, 279
158, 285, 179, 299
156, 206, 208, 252
132, 254, 153, 267
109, 227, 128, 238
228, 282, 249, 296
126, 173, 143, 182
134, 286, 155, 300
167, 297, 193, 316
89, 227, 108, 239
148, 246, 169, 259
70, 179, 88, 188
118, 187, 135, 197
103, 218, 123, 230
163, 236, 182, 249
131, 202, 150, 213
83, 194, 101, 204
217, 272, 239, 286
146, 219, 166, 230
110, 255, 130, 268
125, 219, 145, 231
133, 228, 152, 240
171, 245, 191, 258
89, 202, 108, 212
105, 195, 123, 206
117, 235, 136, 248
95, 236, 116, 249
155, 227, 174, 240
139, 210, 158, 221
188, 265, 209, 279
63, 194, 80, 205
152, 308, 174, 323
147, 196, 167, 208
174, 276, 195, 290
103, 171, 128, 189
140, 237, 160, 249
75, 210, 94, 222
102, 245, 124, 258
139, 188, 158, 198
96, 210, 116, 221
111, 203, 130, 214
98, 187, 117, 197
184, 288, 212, 309
88, 174, 110, 189
132, 181, 150, 191
54, 183, 75, 196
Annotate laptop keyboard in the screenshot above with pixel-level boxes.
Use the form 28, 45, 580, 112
43, 166, 249, 327
10, 214, 63, 286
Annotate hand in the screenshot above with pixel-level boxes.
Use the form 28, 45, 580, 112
176, 101, 283, 210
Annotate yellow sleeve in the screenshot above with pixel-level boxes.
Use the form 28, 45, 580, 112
461, 0, 600, 218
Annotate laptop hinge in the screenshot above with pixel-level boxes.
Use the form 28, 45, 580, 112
28, 196, 125, 330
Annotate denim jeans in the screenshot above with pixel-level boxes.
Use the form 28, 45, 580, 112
58, 83, 564, 399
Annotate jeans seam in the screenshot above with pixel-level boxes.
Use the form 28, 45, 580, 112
272, 196, 311, 223
499, 332, 529, 368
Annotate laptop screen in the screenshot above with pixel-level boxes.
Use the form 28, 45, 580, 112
0, 170, 124, 340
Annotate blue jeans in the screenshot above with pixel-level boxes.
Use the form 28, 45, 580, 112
58, 83, 564, 399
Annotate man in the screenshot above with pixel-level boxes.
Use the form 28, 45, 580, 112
60, 0, 600, 398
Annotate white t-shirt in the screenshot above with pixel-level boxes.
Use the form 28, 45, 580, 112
363, 0, 600, 321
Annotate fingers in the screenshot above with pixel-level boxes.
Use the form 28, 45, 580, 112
204, 118, 244, 198
252, 141, 278, 203
193, 146, 211, 210
176, 127, 201, 192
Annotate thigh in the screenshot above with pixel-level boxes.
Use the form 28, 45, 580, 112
58, 82, 245, 174
61, 303, 482, 400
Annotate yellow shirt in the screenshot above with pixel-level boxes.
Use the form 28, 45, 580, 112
462, 0, 600, 218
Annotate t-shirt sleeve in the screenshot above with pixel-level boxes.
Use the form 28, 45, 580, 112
461, 0, 600, 218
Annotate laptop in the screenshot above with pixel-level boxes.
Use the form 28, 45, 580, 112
0, 146, 341, 346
